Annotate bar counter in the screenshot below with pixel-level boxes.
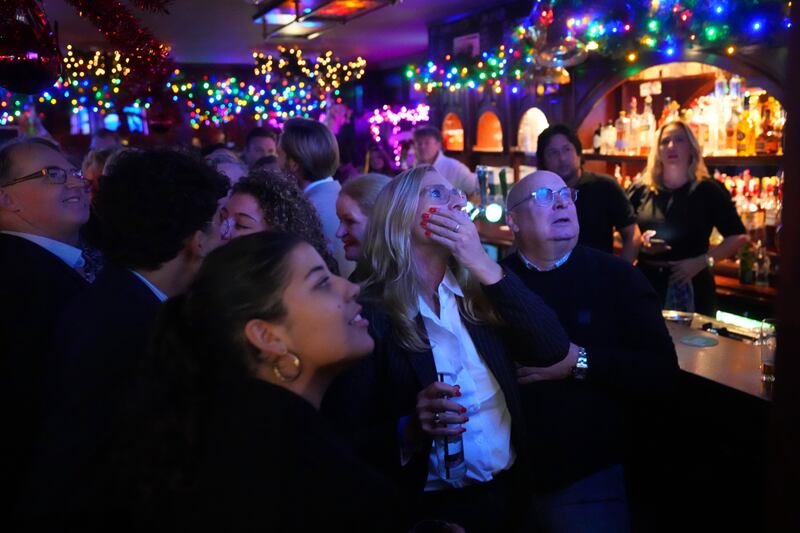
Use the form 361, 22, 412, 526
665, 319, 772, 401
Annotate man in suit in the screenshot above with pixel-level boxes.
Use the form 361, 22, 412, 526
0, 139, 92, 514
503, 170, 679, 532
24, 149, 229, 517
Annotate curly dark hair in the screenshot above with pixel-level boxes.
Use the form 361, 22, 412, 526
232, 170, 340, 275
92, 149, 229, 270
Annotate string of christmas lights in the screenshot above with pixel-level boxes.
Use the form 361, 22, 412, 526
406, 0, 791, 95
1, 46, 366, 130
368, 103, 430, 164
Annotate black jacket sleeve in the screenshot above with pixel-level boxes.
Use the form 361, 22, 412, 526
481, 268, 571, 366
585, 263, 679, 396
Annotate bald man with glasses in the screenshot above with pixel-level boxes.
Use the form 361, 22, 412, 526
0, 139, 93, 516
502, 171, 678, 533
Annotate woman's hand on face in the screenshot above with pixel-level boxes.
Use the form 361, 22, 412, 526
669, 255, 707, 285
420, 207, 503, 284
405, 381, 467, 446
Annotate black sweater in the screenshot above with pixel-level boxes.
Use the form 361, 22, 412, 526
501, 245, 679, 491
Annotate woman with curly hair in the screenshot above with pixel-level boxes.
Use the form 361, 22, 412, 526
222, 170, 340, 274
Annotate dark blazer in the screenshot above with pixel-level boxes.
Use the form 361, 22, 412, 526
0, 233, 88, 513
24, 265, 162, 514
323, 269, 570, 499
191, 378, 401, 532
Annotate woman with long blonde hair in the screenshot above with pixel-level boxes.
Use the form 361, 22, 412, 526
629, 120, 748, 314
324, 164, 571, 532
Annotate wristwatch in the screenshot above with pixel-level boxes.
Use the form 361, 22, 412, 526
573, 346, 589, 380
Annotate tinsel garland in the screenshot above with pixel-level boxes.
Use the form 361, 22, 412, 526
60, 0, 173, 95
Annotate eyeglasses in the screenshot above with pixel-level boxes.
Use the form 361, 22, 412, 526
420, 185, 466, 205
509, 187, 578, 210
2, 166, 86, 188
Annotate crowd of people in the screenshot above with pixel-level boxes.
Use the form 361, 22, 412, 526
0, 114, 747, 531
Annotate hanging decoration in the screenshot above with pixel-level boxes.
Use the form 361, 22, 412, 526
60, 0, 173, 93
0, 1, 62, 94
368, 103, 430, 164
552, 0, 791, 61
405, 0, 792, 95
0, 42, 368, 131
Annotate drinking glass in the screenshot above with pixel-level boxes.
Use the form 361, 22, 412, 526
759, 318, 776, 383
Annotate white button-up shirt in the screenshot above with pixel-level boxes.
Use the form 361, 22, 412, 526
430, 152, 478, 195
418, 270, 514, 490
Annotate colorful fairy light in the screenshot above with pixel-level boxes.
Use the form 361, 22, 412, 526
368, 103, 430, 163
1, 44, 366, 130
405, 0, 790, 95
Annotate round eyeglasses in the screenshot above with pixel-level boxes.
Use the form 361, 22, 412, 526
509, 186, 578, 210
420, 184, 466, 206
2, 166, 86, 188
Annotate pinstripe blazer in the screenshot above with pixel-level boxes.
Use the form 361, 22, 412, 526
323, 268, 570, 496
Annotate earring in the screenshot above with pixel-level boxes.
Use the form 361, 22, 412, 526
272, 351, 302, 383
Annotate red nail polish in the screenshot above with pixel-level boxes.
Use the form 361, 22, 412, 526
420, 220, 427, 226
460, 407, 467, 414
464, 417, 470, 422
429, 207, 437, 213
425, 231, 431, 237
455, 390, 462, 397
421, 213, 430, 219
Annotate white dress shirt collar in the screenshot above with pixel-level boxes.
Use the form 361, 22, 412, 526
1, 231, 84, 269
303, 176, 334, 194
130, 270, 168, 302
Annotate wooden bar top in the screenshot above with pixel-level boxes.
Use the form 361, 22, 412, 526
666, 321, 772, 402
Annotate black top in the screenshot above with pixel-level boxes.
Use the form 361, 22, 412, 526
0, 233, 88, 515
24, 265, 162, 514
191, 378, 400, 532
628, 179, 746, 261
574, 171, 637, 254
502, 246, 679, 491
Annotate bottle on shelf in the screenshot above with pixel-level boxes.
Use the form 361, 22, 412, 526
724, 107, 739, 156
736, 97, 756, 156
639, 95, 656, 157
627, 97, 640, 155
601, 120, 616, 155
593, 123, 602, 154
615, 111, 629, 154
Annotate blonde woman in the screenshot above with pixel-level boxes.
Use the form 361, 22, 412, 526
629, 121, 748, 314
335, 173, 391, 281
324, 165, 572, 532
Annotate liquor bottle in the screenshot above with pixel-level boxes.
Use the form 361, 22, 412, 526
736, 98, 756, 156
755, 241, 770, 288
602, 120, 616, 155
639, 96, 656, 156
593, 123, 602, 154
658, 97, 672, 129
615, 111, 629, 154
729, 74, 743, 99
627, 97, 639, 155
725, 108, 739, 155
738, 242, 756, 285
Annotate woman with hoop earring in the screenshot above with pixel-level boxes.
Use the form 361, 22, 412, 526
105, 232, 401, 531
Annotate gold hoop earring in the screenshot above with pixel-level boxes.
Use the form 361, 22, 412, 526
272, 351, 302, 383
